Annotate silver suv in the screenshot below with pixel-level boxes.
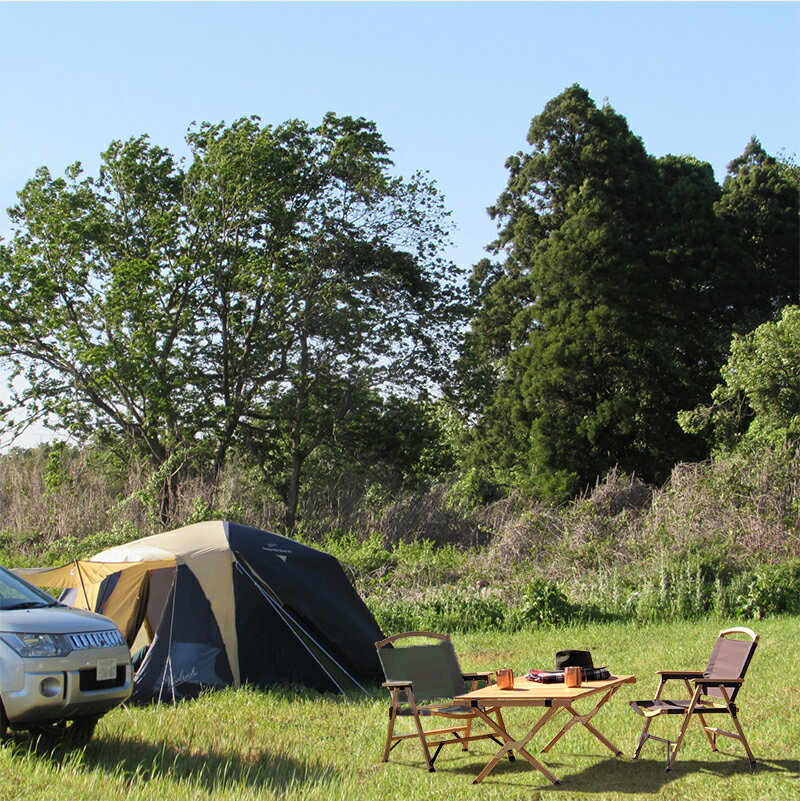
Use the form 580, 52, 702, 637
0, 565, 132, 742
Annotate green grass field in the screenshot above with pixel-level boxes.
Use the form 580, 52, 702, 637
2, 618, 798, 801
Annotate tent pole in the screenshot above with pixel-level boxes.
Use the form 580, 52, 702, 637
156, 568, 179, 705
75, 560, 90, 609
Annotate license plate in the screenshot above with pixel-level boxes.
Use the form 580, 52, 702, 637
96, 658, 117, 681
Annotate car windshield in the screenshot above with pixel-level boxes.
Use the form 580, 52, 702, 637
0, 566, 60, 610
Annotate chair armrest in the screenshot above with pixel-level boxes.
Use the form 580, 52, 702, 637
462, 671, 494, 681
693, 677, 745, 687
656, 670, 704, 679
382, 680, 413, 689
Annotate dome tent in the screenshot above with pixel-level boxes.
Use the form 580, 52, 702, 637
17, 521, 384, 702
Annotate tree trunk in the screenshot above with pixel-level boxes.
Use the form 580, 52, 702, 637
284, 442, 303, 534
284, 330, 309, 534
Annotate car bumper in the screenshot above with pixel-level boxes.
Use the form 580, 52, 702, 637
3, 650, 132, 725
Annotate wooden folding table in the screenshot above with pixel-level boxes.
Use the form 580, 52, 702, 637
454, 674, 636, 784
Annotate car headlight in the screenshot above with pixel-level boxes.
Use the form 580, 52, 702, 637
0, 632, 73, 657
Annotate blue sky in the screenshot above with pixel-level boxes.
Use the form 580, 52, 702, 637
0, 1, 798, 446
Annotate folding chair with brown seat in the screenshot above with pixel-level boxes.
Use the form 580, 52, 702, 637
630, 627, 759, 772
376, 631, 513, 772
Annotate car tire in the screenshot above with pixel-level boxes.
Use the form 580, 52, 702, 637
69, 716, 99, 744
0, 698, 8, 741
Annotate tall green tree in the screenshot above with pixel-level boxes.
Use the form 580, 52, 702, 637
456, 85, 737, 498
0, 114, 461, 526
715, 137, 800, 331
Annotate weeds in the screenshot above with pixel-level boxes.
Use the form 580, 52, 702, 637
1, 443, 798, 630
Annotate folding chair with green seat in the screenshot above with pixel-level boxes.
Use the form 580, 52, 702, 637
631, 627, 759, 772
376, 631, 512, 772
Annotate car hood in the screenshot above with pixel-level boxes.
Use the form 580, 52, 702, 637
0, 605, 121, 635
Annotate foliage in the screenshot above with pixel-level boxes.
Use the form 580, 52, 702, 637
455, 86, 798, 501
40, 525, 138, 565
462, 86, 721, 500
263, 394, 459, 519
41, 441, 72, 494
505, 578, 575, 629
369, 587, 508, 635
308, 531, 391, 577
621, 556, 712, 623
1, 433, 798, 628
727, 559, 800, 619
679, 305, 800, 453
715, 138, 800, 331
0, 114, 462, 527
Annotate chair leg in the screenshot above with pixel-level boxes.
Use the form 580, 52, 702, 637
694, 711, 717, 752
383, 690, 400, 763
730, 712, 757, 769
666, 688, 703, 773
633, 675, 668, 760
407, 692, 436, 772
665, 715, 692, 772
462, 716, 472, 751
633, 715, 655, 760
412, 713, 435, 771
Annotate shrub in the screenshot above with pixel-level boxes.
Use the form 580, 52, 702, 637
42, 523, 139, 565
732, 558, 800, 618
622, 556, 712, 622
313, 531, 391, 581
506, 578, 575, 630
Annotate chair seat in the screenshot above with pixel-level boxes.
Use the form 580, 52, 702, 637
397, 704, 473, 717
631, 699, 730, 716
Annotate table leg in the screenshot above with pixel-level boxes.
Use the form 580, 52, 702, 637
469, 706, 562, 785
540, 685, 624, 756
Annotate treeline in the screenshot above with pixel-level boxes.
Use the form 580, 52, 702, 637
0, 85, 798, 544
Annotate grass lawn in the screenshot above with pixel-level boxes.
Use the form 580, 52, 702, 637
1, 617, 798, 801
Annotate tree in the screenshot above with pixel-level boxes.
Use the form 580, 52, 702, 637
455, 85, 737, 498
248, 387, 457, 520
715, 138, 800, 331
679, 305, 800, 454
0, 114, 461, 527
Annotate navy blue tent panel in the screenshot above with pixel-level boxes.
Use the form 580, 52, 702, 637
225, 522, 383, 682
232, 565, 341, 693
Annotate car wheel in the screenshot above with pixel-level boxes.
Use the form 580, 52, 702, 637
0, 698, 8, 741
69, 716, 99, 744
28, 720, 66, 742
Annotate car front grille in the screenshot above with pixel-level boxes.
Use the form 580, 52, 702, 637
67, 630, 125, 650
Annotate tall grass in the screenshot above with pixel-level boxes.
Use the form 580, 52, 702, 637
2, 618, 798, 801
1, 444, 798, 627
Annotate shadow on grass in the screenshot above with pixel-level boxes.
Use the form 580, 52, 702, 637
541, 755, 798, 793
4, 731, 336, 795
429, 749, 799, 792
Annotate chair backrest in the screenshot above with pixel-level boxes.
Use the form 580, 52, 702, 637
375, 631, 467, 703
703, 627, 759, 701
